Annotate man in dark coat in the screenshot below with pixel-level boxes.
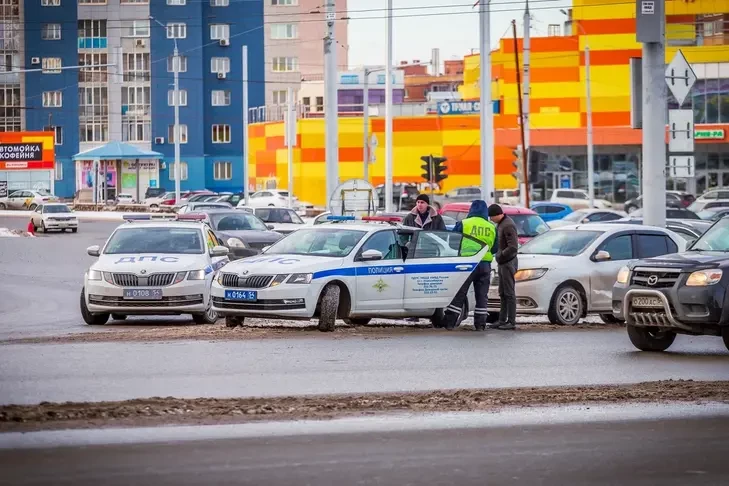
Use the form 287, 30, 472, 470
401, 194, 446, 231
488, 204, 519, 330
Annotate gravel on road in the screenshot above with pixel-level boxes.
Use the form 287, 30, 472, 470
1, 380, 726, 432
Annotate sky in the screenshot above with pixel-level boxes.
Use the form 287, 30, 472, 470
345, 0, 573, 69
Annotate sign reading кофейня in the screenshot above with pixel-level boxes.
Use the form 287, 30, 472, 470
0, 143, 43, 162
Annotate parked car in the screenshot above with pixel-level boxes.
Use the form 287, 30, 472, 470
177, 202, 233, 214
547, 208, 627, 228
143, 191, 175, 209
0, 189, 59, 210
550, 189, 613, 210
375, 183, 421, 211
30, 203, 78, 233
440, 202, 549, 245
238, 206, 307, 235
530, 202, 573, 222
487, 224, 686, 326
688, 189, 729, 213
144, 187, 167, 199
629, 207, 700, 220
247, 189, 294, 208
623, 191, 691, 214
697, 207, 729, 221
601, 217, 712, 246
188, 210, 284, 259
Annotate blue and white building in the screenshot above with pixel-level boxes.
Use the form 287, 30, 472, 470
7, 0, 264, 198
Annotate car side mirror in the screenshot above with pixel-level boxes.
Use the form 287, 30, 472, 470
210, 245, 229, 257
360, 249, 384, 261
594, 250, 611, 261
87, 245, 100, 257
266, 224, 274, 230
582, 218, 590, 223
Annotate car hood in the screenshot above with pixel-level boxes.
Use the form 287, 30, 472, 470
217, 230, 283, 244
266, 223, 306, 233
633, 251, 729, 269
514, 253, 574, 270
220, 253, 345, 275
93, 253, 206, 273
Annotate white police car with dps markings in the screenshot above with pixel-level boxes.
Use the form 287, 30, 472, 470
211, 216, 489, 331
80, 214, 230, 325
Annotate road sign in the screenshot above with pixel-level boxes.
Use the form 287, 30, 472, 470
665, 50, 696, 106
667, 155, 695, 178
668, 109, 694, 152
437, 100, 500, 115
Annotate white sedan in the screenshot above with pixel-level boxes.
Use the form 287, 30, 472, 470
486, 224, 686, 325
211, 219, 489, 331
30, 203, 78, 233
547, 208, 627, 228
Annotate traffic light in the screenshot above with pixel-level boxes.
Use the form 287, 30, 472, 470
512, 146, 523, 182
528, 149, 544, 185
420, 155, 432, 182
432, 156, 448, 182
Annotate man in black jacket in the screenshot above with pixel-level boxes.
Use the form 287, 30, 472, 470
488, 204, 519, 330
401, 194, 446, 231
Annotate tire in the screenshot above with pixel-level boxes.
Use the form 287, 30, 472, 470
343, 317, 370, 326
111, 314, 127, 321
225, 316, 243, 328
627, 325, 676, 352
599, 313, 622, 325
40, 221, 46, 233
317, 284, 340, 332
626, 204, 637, 214
71, 228, 78, 233
193, 302, 218, 324
150, 204, 159, 209
28, 204, 37, 211
431, 309, 446, 328
0, 203, 5, 209
548, 285, 584, 325
457, 300, 468, 326
79, 288, 109, 325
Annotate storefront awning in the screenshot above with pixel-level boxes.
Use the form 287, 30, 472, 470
72, 142, 163, 161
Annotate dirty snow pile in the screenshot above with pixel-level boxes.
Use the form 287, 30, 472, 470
0, 228, 34, 238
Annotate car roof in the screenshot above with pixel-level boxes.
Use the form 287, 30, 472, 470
553, 223, 670, 233
41, 202, 68, 206
442, 202, 537, 215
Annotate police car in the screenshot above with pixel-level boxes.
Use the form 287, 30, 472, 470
211, 215, 490, 331
80, 214, 230, 325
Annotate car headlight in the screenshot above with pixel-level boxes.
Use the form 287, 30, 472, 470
616, 266, 630, 284
88, 269, 102, 280
270, 274, 289, 287
187, 269, 207, 280
287, 273, 312, 284
227, 237, 246, 248
513, 268, 547, 282
216, 272, 225, 285
686, 269, 723, 287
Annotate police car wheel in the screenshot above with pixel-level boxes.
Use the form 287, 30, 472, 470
317, 284, 340, 332
79, 288, 109, 325
343, 317, 370, 326
193, 306, 218, 325
431, 309, 446, 328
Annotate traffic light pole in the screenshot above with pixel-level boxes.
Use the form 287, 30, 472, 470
429, 154, 434, 201
512, 20, 530, 208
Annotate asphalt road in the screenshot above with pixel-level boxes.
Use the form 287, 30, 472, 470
1, 330, 726, 405
2, 406, 728, 485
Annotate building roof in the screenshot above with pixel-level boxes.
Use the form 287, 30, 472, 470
72, 141, 163, 161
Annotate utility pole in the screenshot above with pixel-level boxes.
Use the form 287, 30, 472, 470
478, 0, 494, 203
242, 45, 250, 206
385, 0, 394, 212
585, 44, 595, 208
363, 68, 370, 180
286, 86, 294, 209
522, 0, 530, 208
637, 0, 666, 227
173, 44, 181, 205
512, 20, 530, 208
324, 0, 339, 203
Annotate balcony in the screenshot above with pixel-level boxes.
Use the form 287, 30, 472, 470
78, 37, 108, 49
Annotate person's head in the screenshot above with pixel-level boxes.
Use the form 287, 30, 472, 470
415, 194, 430, 212
488, 204, 504, 223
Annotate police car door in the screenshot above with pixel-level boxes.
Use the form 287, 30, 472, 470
352, 229, 406, 312
403, 230, 487, 309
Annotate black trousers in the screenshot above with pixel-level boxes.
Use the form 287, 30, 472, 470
444, 261, 491, 329
498, 258, 518, 325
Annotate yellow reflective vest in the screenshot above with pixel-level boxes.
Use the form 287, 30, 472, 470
461, 216, 496, 262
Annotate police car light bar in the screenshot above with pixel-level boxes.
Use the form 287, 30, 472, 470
176, 214, 207, 221
326, 215, 356, 221
122, 214, 177, 222
362, 216, 402, 222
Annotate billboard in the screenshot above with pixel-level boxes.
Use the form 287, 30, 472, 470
0, 132, 55, 171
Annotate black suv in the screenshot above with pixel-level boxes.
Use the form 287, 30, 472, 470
612, 217, 729, 352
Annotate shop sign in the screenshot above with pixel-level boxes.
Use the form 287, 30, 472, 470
694, 129, 725, 140
0, 143, 43, 162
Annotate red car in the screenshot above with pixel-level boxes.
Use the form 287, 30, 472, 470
439, 202, 549, 245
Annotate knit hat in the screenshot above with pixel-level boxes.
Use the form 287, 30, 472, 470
488, 204, 504, 217
416, 194, 430, 205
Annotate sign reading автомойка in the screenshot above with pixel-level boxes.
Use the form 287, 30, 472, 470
0, 143, 43, 162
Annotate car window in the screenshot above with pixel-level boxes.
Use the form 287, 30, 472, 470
702, 191, 718, 200
546, 205, 565, 214
255, 208, 304, 224
411, 231, 482, 259
592, 212, 622, 222
575, 192, 589, 200
442, 211, 458, 219
205, 229, 218, 250
636, 234, 670, 258
511, 215, 550, 237
265, 228, 366, 257
599, 234, 633, 261
532, 206, 546, 214
563, 210, 588, 222
211, 213, 267, 231
555, 191, 571, 198
358, 230, 400, 260
718, 191, 729, 199
104, 228, 204, 254
43, 205, 70, 214
519, 230, 602, 256
670, 227, 696, 244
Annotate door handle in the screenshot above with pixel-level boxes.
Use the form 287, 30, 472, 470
393, 266, 404, 272
456, 265, 472, 270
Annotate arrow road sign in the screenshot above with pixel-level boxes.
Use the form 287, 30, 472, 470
665, 50, 696, 106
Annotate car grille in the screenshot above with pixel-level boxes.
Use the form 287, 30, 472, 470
220, 273, 273, 288
111, 273, 176, 287
630, 269, 681, 288
89, 295, 203, 307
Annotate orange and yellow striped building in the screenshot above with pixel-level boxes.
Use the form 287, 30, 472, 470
248, 0, 729, 206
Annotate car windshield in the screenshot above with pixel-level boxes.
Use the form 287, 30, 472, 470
265, 228, 366, 257
210, 213, 267, 231
511, 214, 550, 237
697, 209, 725, 220
35, 189, 51, 196
255, 208, 304, 224
104, 228, 204, 254
43, 205, 70, 213
688, 218, 729, 251
519, 230, 603, 256
562, 210, 589, 222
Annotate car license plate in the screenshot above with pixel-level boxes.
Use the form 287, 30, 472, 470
225, 290, 257, 301
123, 288, 163, 300
632, 296, 662, 308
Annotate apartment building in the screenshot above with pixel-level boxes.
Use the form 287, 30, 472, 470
6, 0, 264, 198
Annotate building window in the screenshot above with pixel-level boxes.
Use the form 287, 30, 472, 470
210, 24, 229, 41
167, 0, 185, 4
124, 20, 150, 38
214, 161, 232, 180
0, 87, 21, 132
211, 0, 229, 6
271, 0, 297, 5
211, 57, 230, 74
77, 19, 107, 49
272, 56, 298, 72
121, 0, 148, 4
167, 55, 188, 73
123, 53, 150, 82
41, 24, 62, 40
122, 86, 150, 116
42, 91, 63, 107
54, 162, 63, 181
167, 22, 187, 39
272, 90, 288, 104
168, 89, 188, 107
44, 125, 63, 146
211, 90, 231, 106
78, 53, 108, 82
168, 124, 188, 144
78, 0, 106, 4
212, 124, 231, 143
169, 162, 188, 181
547, 24, 560, 36
122, 120, 150, 142
271, 23, 297, 39
78, 86, 109, 143
41, 0, 61, 5
316, 96, 324, 111
41, 57, 62, 74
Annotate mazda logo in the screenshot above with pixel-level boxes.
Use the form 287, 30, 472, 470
647, 275, 659, 286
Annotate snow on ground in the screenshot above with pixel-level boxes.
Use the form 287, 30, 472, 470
0, 228, 34, 237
